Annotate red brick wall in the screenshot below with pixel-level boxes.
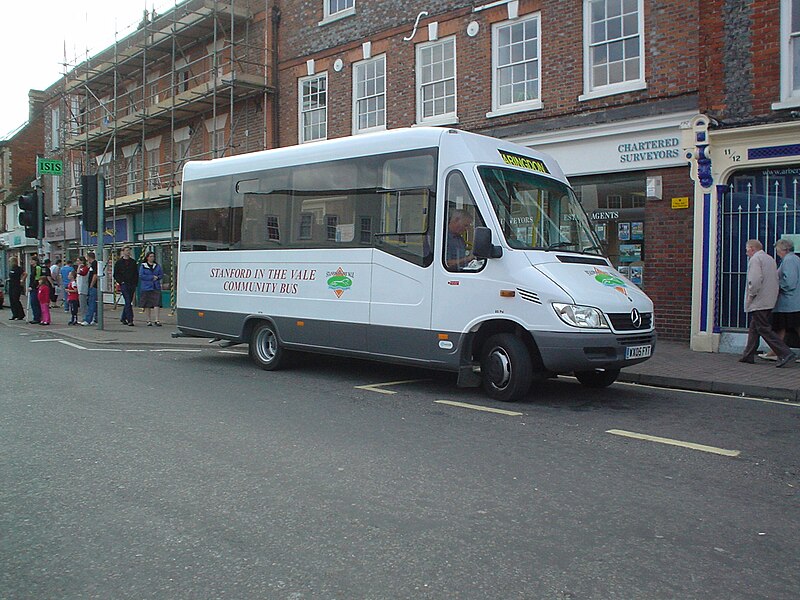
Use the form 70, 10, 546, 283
277, 0, 699, 142
644, 166, 694, 340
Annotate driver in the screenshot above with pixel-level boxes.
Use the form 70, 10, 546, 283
446, 209, 476, 270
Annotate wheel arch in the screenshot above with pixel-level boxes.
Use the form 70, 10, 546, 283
463, 318, 544, 371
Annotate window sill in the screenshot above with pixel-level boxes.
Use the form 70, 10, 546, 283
413, 116, 460, 127
578, 80, 647, 102
318, 8, 355, 26
353, 124, 387, 136
771, 97, 800, 110
486, 101, 543, 118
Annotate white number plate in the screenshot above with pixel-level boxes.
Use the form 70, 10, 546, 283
625, 345, 651, 359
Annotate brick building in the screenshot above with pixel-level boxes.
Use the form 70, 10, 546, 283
274, 0, 700, 340
686, 0, 800, 353
0, 91, 45, 279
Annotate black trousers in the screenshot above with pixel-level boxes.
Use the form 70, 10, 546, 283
10, 287, 25, 319
742, 309, 793, 359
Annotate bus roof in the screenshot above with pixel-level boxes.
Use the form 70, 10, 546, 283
182, 127, 566, 183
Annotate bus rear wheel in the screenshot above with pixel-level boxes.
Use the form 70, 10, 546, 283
574, 368, 620, 388
249, 321, 288, 370
480, 333, 533, 402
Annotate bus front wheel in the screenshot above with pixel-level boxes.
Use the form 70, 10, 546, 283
574, 368, 620, 388
249, 321, 288, 370
481, 333, 533, 402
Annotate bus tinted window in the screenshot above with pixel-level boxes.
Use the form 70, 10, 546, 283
182, 149, 436, 266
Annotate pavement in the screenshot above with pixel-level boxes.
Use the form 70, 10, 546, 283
3, 303, 800, 402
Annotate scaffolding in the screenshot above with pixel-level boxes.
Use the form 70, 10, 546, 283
53, 0, 273, 309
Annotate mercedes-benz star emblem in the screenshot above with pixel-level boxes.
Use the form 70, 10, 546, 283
630, 308, 642, 329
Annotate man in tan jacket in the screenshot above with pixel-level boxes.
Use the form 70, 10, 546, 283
740, 239, 795, 367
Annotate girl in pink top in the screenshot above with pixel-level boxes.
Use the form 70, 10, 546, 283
37, 276, 51, 325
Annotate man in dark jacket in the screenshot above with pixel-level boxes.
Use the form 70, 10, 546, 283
113, 245, 139, 326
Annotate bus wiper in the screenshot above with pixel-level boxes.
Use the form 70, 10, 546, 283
581, 245, 603, 253
546, 241, 576, 250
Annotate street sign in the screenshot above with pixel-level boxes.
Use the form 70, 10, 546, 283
37, 158, 63, 175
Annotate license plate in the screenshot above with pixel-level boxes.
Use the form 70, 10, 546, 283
626, 344, 652, 359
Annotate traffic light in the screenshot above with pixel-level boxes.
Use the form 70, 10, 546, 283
18, 190, 42, 239
81, 174, 99, 232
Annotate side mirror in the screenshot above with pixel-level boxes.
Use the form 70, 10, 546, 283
473, 226, 503, 259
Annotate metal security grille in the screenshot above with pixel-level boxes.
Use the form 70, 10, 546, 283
718, 165, 800, 330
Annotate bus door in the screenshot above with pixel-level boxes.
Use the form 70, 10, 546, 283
368, 185, 435, 357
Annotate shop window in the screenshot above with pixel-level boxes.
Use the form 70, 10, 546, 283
572, 173, 646, 287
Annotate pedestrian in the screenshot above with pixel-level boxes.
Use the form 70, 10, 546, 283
759, 238, 800, 361
7, 257, 26, 321
138, 251, 164, 326
76, 256, 89, 315
37, 275, 51, 325
60, 259, 74, 312
65, 270, 80, 325
81, 251, 99, 326
113, 245, 139, 326
27, 255, 42, 324
739, 239, 796, 367
46, 259, 59, 307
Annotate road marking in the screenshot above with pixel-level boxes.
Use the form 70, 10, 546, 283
606, 429, 740, 457
354, 379, 427, 395
31, 338, 87, 350
149, 349, 202, 353
219, 350, 248, 355
30, 338, 62, 342
435, 400, 523, 416
616, 381, 800, 407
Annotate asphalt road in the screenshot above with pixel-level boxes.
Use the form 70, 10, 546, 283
2, 324, 799, 599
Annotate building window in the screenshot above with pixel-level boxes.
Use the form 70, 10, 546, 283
299, 73, 328, 143
298, 213, 313, 239
360, 216, 372, 244
51, 107, 60, 150
775, 0, 800, 108
213, 129, 226, 158
326, 215, 339, 241
147, 148, 161, 190
176, 68, 190, 94
51, 175, 60, 215
582, 0, 644, 100
266, 215, 280, 241
175, 139, 190, 162
353, 55, 386, 134
491, 13, 542, 115
416, 37, 457, 125
127, 157, 138, 196
323, 0, 354, 23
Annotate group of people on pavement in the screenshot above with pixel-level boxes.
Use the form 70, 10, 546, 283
5, 247, 163, 327
739, 238, 800, 367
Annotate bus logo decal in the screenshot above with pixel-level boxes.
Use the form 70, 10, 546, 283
327, 267, 353, 298
588, 267, 632, 302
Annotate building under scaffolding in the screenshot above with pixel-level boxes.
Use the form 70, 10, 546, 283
41, 0, 274, 309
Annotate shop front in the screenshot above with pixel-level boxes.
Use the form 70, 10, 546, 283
44, 216, 82, 263
684, 117, 800, 353
510, 111, 696, 340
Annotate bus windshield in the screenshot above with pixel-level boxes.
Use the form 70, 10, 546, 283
478, 166, 602, 255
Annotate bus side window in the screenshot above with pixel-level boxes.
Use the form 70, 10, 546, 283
444, 171, 486, 272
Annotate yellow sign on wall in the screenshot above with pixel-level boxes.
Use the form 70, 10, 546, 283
671, 196, 690, 209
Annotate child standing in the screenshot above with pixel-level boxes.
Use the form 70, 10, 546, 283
37, 276, 51, 325
66, 271, 80, 325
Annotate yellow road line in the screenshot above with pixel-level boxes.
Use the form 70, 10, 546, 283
606, 429, 740, 457
435, 400, 523, 416
354, 379, 427, 395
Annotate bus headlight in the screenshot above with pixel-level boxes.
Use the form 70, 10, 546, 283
552, 303, 609, 329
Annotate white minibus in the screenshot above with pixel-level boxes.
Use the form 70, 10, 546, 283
175, 127, 655, 401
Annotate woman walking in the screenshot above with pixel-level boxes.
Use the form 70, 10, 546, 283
8, 257, 26, 320
138, 251, 164, 326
